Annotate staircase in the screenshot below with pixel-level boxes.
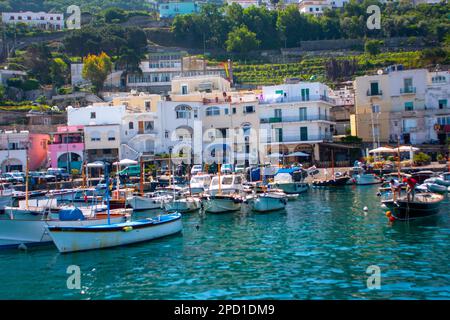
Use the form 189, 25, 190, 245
121, 143, 141, 160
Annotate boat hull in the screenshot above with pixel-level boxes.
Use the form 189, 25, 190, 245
205, 196, 242, 213
312, 177, 350, 187
271, 182, 308, 194
0, 216, 126, 249
353, 174, 382, 185
165, 199, 201, 213
382, 194, 444, 221
127, 195, 166, 211
47, 214, 182, 253
251, 195, 287, 212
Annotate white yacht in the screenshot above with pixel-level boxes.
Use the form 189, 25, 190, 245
250, 191, 288, 213
270, 172, 308, 194
165, 196, 202, 213
0, 183, 15, 209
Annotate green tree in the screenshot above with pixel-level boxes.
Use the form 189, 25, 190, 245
365, 39, 384, 55
23, 43, 52, 84
103, 7, 128, 23
82, 52, 113, 94
225, 25, 261, 53
50, 58, 69, 88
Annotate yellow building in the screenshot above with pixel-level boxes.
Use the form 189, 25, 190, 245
111, 92, 161, 113
352, 67, 428, 146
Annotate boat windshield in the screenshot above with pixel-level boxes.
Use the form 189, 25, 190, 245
222, 177, 233, 185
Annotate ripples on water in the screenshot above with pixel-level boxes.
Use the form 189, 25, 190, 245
0, 185, 449, 300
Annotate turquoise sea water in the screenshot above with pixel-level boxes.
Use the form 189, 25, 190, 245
0, 185, 449, 300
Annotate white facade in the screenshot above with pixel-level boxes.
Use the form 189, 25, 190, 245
226, 0, 261, 9
0, 131, 28, 172
121, 112, 159, 160
1, 12, 64, 30
298, 0, 332, 16
259, 82, 335, 160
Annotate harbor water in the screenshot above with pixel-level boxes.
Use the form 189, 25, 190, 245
0, 185, 449, 299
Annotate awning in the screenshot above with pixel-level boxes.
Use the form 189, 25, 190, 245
287, 151, 309, 157
113, 159, 138, 166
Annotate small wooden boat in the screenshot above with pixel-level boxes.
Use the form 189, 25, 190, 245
250, 192, 287, 213
312, 176, 350, 187
47, 212, 182, 253
204, 194, 242, 213
382, 193, 444, 221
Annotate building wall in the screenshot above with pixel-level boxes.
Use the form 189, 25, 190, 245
1, 12, 64, 30
159, 2, 198, 18
67, 105, 125, 126
28, 133, 50, 170
84, 125, 121, 151
112, 94, 161, 113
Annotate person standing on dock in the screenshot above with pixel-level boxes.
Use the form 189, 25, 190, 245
403, 177, 417, 202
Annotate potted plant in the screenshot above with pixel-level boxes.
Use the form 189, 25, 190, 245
437, 154, 447, 164
413, 152, 431, 166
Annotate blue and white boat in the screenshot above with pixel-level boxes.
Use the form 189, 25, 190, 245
46, 165, 182, 253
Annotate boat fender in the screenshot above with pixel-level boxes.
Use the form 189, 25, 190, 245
363, 206, 368, 211
385, 211, 392, 217
389, 216, 396, 222
122, 226, 133, 232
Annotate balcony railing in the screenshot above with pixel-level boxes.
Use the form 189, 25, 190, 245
260, 114, 335, 123
400, 87, 416, 94
367, 89, 382, 96
259, 94, 335, 105
266, 134, 333, 144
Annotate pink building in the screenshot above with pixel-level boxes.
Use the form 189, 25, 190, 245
49, 125, 84, 172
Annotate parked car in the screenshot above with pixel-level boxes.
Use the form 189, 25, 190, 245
191, 164, 203, 175
47, 168, 70, 181
1, 173, 17, 183
29, 171, 57, 183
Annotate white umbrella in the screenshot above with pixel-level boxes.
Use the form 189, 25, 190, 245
267, 153, 284, 158
395, 146, 419, 152
113, 159, 138, 166
287, 151, 309, 157
86, 161, 105, 168
369, 147, 395, 154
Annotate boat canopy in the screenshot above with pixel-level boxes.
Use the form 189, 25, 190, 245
276, 167, 302, 175
58, 208, 85, 221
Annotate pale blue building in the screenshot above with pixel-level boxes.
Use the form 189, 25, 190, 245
159, 2, 199, 19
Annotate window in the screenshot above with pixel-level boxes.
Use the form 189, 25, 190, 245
438, 99, 447, 109
232, 107, 236, 114
300, 127, 308, 141
275, 128, 283, 142
404, 78, 412, 89
18, 16, 22, 20
145, 101, 151, 111
274, 109, 282, 119
129, 122, 134, 130
244, 106, 255, 114
301, 88, 310, 101
27, 16, 31, 20
175, 105, 192, 119
405, 101, 414, 111
206, 106, 220, 116
90, 132, 100, 141
181, 85, 188, 95
225, 108, 229, 115
299, 107, 307, 121
194, 109, 198, 118
372, 105, 380, 113
103, 149, 112, 154
369, 82, 379, 95
90, 112, 96, 119
165, 131, 169, 138
107, 131, 116, 141
144, 121, 154, 132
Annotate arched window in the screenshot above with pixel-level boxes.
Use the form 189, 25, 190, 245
242, 123, 251, 136
206, 106, 220, 116
175, 105, 192, 119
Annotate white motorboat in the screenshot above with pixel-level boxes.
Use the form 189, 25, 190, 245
189, 174, 211, 194
204, 194, 243, 213
351, 166, 382, 185
46, 189, 81, 202
270, 173, 308, 194
0, 207, 128, 249
4, 198, 60, 220
208, 174, 244, 196
165, 196, 202, 213
126, 192, 172, 211
47, 212, 182, 253
435, 172, 450, 187
250, 191, 287, 213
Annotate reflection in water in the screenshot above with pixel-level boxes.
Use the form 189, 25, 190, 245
0, 186, 448, 300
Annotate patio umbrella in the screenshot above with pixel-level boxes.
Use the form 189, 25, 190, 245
113, 159, 138, 166
395, 146, 419, 152
287, 151, 309, 157
267, 153, 284, 158
86, 161, 105, 168
369, 147, 395, 154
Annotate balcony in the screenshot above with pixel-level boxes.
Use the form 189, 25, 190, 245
366, 89, 382, 96
260, 115, 335, 124
400, 87, 416, 94
266, 134, 333, 144
259, 95, 335, 105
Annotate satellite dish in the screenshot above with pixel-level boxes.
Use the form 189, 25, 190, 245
377, 69, 383, 75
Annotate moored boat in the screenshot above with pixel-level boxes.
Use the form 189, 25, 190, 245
165, 196, 202, 213
47, 212, 182, 253
382, 193, 444, 221
250, 192, 287, 213
204, 194, 242, 213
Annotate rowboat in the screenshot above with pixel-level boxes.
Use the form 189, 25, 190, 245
47, 213, 182, 253
382, 193, 444, 221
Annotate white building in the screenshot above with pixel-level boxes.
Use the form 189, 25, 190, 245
1, 12, 64, 30
0, 131, 28, 172
298, 0, 332, 16
259, 82, 336, 161
226, 0, 262, 9
67, 105, 126, 162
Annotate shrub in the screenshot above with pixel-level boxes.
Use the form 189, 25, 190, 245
413, 152, 431, 165
437, 154, 444, 161
21, 79, 40, 91
6, 77, 23, 88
